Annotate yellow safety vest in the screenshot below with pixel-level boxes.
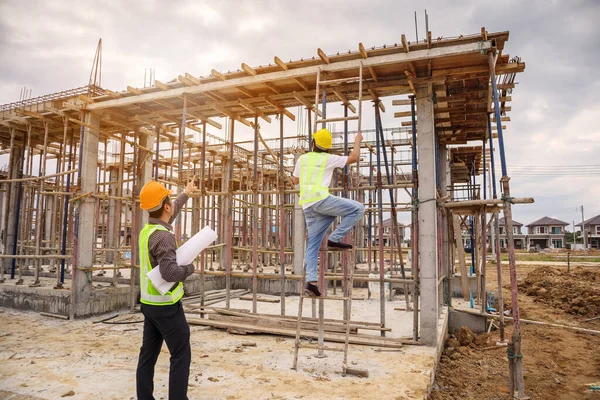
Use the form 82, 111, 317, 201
298, 152, 330, 205
139, 224, 184, 305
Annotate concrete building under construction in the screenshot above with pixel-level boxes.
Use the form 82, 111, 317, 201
0, 27, 531, 396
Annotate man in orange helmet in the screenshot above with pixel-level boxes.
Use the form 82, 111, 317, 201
136, 177, 197, 400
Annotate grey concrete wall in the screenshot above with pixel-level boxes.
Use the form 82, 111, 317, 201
0, 285, 132, 318
182, 274, 218, 294
214, 276, 302, 295
449, 309, 487, 334
451, 275, 479, 298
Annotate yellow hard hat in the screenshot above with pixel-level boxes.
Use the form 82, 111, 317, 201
139, 180, 170, 211
312, 128, 332, 150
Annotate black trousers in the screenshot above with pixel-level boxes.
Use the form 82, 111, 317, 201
136, 301, 191, 400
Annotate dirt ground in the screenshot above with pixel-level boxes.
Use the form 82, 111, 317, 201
431, 263, 600, 399
0, 287, 437, 400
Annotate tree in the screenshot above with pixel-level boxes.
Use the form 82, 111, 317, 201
565, 230, 581, 244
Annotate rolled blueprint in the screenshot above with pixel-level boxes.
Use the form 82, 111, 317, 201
176, 226, 218, 265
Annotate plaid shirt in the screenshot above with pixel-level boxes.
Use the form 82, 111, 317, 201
147, 193, 194, 282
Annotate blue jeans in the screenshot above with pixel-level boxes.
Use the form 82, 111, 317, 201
303, 195, 365, 283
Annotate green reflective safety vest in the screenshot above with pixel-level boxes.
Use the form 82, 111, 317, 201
139, 224, 184, 305
298, 152, 330, 205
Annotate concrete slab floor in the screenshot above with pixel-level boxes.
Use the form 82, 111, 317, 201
0, 288, 446, 400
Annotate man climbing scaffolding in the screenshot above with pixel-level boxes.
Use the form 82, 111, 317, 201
291, 128, 365, 297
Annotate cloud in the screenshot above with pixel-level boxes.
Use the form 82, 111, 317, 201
0, 0, 598, 225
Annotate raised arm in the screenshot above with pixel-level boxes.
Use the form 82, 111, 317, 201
168, 176, 197, 224
345, 132, 363, 165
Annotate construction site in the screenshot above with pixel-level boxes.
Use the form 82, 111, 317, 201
1, 23, 599, 400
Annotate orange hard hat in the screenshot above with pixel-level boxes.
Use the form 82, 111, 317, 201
139, 180, 170, 211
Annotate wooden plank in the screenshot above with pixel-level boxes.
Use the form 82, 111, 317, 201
345, 368, 369, 378
263, 82, 280, 94
187, 318, 404, 348
274, 56, 288, 71
401, 34, 409, 53
207, 313, 354, 334
265, 98, 295, 121
185, 73, 202, 84
154, 80, 170, 91
293, 93, 320, 115
293, 78, 309, 91
394, 111, 412, 118
453, 214, 470, 301
236, 86, 256, 98
331, 88, 356, 113
178, 75, 196, 86
238, 101, 271, 123
239, 295, 279, 303
368, 66, 379, 82
392, 99, 411, 106
358, 42, 368, 59
317, 48, 330, 64
127, 86, 143, 95
208, 307, 385, 328
211, 69, 226, 81
87, 41, 494, 111
241, 63, 257, 76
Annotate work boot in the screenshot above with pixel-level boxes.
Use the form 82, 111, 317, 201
303, 282, 321, 297
327, 240, 352, 250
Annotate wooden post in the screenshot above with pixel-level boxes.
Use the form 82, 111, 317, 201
453, 214, 469, 300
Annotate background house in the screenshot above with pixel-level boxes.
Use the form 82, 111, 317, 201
495, 217, 526, 249
371, 218, 406, 246
576, 214, 600, 249
526, 217, 569, 249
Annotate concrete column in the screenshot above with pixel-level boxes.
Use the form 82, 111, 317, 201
106, 167, 118, 264
134, 131, 154, 266
72, 113, 100, 317
439, 144, 450, 309
417, 85, 439, 346
3, 144, 22, 274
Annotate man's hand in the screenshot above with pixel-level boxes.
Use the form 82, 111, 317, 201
184, 175, 198, 195
355, 131, 363, 144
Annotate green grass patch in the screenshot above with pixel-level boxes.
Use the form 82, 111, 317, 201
499, 253, 600, 263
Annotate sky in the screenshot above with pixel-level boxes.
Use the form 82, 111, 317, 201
1, 0, 599, 231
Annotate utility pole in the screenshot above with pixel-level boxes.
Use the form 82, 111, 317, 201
581, 206, 587, 249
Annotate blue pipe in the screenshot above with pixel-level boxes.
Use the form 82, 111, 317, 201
343, 105, 348, 196
483, 135, 486, 200
470, 167, 475, 272
368, 150, 373, 248
60, 128, 75, 283
434, 131, 441, 191
490, 66, 508, 176
487, 114, 497, 198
